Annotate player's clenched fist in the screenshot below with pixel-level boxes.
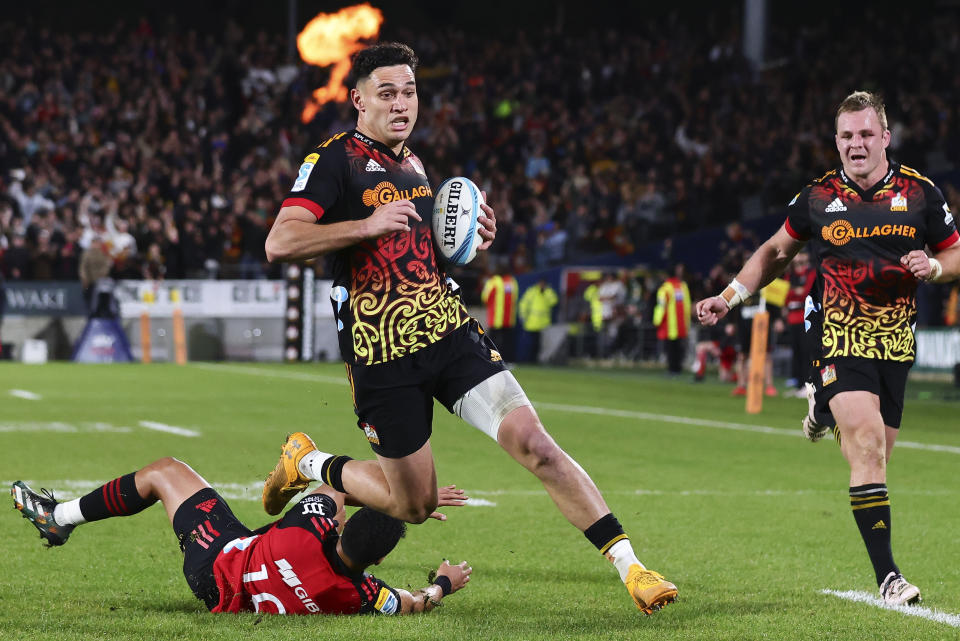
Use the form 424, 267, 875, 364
696, 296, 730, 326
900, 250, 942, 281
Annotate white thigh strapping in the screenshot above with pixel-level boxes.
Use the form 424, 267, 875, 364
453, 370, 532, 440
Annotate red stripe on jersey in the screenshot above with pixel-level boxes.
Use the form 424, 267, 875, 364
784, 217, 806, 240
282, 197, 325, 220
932, 230, 959, 252
194, 535, 210, 550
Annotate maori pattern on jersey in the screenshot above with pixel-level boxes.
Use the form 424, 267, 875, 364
350, 223, 465, 364
820, 257, 916, 361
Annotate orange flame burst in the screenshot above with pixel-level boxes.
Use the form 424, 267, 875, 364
298, 3, 384, 123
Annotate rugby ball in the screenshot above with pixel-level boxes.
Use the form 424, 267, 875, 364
432, 177, 485, 266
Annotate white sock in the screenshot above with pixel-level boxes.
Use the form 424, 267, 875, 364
53, 499, 87, 526
298, 450, 334, 481
607, 539, 644, 582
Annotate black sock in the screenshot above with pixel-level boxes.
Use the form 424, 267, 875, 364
78, 473, 156, 522
584, 513, 628, 555
320, 455, 353, 493
850, 483, 898, 586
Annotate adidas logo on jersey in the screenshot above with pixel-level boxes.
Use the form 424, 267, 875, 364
825, 198, 847, 213
365, 158, 386, 172
195, 499, 218, 513
872, 520, 888, 530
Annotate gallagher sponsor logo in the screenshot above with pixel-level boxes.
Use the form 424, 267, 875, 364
362, 181, 433, 208
821, 220, 917, 246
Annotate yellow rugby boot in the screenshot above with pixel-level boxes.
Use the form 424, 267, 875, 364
625, 565, 678, 615
262, 432, 316, 515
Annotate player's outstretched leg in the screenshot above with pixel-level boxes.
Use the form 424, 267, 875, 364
496, 405, 677, 614
11, 481, 75, 547
12, 458, 209, 546
262, 432, 320, 514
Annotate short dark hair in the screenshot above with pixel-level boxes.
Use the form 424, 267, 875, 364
340, 507, 407, 566
350, 42, 418, 88
836, 90, 888, 131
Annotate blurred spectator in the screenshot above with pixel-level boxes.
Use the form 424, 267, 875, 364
480, 270, 519, 362
653, 264, 691, 375
518, 278, 558, 363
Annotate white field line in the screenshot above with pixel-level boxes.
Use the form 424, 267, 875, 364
138, 421, 200, 438
0, 422, 132, 433
821, 589, 960, 628
191, 364, 960, 456
536, 401, 960, 455
9, 389, 42, 401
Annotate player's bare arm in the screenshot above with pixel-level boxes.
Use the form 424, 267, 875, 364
476, 190, 496, 250
696, 224, 805, 326
265, 201, 422, 263
396, 560, 472, 614
901, 240, 960, 282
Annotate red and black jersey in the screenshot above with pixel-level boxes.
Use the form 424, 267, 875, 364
281, 130, 470, 366
211, 494, 399, 616
785, 161, 959, 362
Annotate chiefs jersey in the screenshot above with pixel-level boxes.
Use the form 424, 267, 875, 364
211, 494, 399, 615
281, 130, 470, 366
785, 161, 959, 362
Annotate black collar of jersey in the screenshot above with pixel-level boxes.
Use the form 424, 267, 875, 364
838, 159, 898, 201
351, 129, 409, 162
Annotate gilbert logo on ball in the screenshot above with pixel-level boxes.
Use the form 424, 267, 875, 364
432, 177, 484, 266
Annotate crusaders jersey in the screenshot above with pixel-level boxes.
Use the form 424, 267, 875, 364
281, 130, 470, 365
785, 161, 959, 362
211, 494, 399, 615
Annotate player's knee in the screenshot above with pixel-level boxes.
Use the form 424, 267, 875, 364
516, 426, 562, 472
145, 457, 181, 476
397, 499, 437, 524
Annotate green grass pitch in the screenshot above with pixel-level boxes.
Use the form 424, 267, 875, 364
2, 362, 959, 640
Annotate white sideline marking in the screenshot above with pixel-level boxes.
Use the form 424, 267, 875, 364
467, 488, 958, 497
138, 421, 201, 438
465, 498, 496, 507
821, 589, 960, 628
0, 422, 132, 433
535, 402, 960, 455
9, 389, 42, 401
187, 365, 960, 456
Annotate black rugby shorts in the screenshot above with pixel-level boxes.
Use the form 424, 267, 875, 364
348, 319, 507, 458
810, 357, 911, 429
173, 488, 254, 610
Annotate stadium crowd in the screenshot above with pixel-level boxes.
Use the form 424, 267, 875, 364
1, 7, 959, 323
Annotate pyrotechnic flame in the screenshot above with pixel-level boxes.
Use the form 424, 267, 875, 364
298, 3, 384, 123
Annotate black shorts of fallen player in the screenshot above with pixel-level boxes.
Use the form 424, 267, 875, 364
810, 357, 911, 429
347, 319, 508, 458
173, 488, 255, 610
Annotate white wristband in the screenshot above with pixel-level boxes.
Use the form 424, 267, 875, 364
928, 257, 943, 282
719, 278, 752, 310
